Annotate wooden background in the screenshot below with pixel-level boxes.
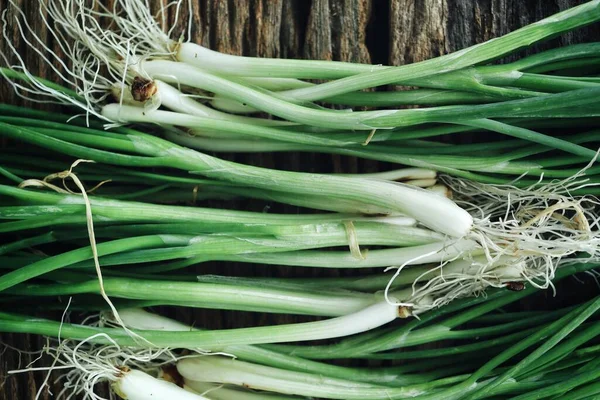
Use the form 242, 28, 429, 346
1, 0, 599, 398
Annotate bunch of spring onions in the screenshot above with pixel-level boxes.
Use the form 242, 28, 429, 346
1, 0, 600, 398
3, 264, 600, 399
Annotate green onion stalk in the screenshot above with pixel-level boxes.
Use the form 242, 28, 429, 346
133, 277, 600, 398
49, 0, 600, 114
222, 43, 600, 107
0, 103, 599, 315
0, 183, 485, 316
0, 140, 448, 209
1, 263, 598, 398
4, 169, 595, 316
0, 113, 474, 237
2, 109, 600, 191
3, 0, 600, 177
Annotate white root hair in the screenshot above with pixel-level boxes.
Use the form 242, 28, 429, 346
9, 332, 189, 400
381, 157, 600, 315
2, 0, 190, 121
400, 164, 600, 315
1, 0, 111, 121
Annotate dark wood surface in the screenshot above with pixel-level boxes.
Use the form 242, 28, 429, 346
1, 0, 599, 398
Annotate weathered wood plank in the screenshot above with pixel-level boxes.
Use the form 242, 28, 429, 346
390, 0, 600, 66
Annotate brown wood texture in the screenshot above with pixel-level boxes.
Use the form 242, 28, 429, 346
0, 0, 599, 398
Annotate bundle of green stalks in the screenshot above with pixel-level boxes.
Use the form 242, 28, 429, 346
2, 266, 600, 400
1, 0, 600, 398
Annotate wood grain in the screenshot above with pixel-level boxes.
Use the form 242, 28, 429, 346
0, 0, 599, 398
